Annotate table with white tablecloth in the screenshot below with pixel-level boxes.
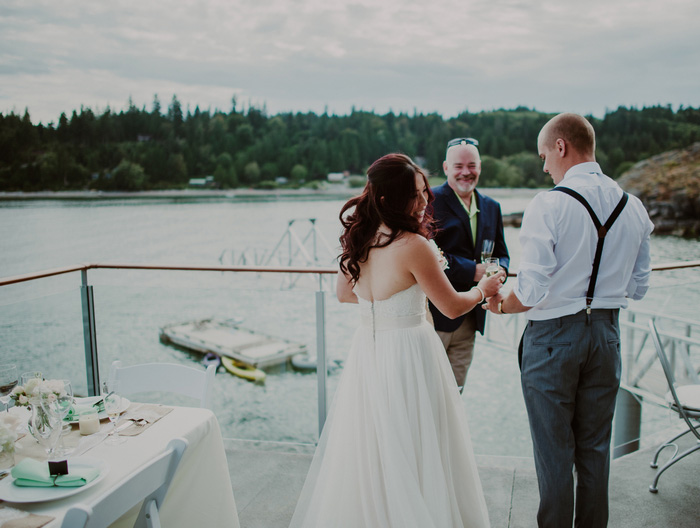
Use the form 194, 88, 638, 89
3, 406, 239, 528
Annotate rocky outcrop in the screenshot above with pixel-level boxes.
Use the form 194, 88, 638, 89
617, 142, 700, 238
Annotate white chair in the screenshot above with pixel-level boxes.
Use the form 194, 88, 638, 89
108, 360, 216, 409
61, 437, 188, 528
647, 320, 700, 493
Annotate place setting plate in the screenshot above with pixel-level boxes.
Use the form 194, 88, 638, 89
0, 457, 108, 503
64, 396, 131, 424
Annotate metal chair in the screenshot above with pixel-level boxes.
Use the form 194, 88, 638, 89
647, 320, 700, 493
108, 360, 216, 410
62, 437, 188, 528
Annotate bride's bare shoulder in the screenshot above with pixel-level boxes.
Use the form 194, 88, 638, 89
390, 233, 431, 260
399, 233, 430, 250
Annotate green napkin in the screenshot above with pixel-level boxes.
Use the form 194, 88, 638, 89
11, 458, 100, 487
65, 399, 105, 421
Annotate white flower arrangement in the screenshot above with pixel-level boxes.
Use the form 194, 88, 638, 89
0, 422, 17, 455
428, 239, 449, 271
10, 378, 68, 407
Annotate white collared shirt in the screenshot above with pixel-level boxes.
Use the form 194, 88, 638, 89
514, 162, 654, 321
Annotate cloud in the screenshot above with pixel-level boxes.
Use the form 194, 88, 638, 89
1, 0, 699, 123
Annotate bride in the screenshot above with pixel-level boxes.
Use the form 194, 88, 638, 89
289, 153, 503, 528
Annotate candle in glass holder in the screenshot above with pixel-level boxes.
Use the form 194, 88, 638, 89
79, 409, 100, 435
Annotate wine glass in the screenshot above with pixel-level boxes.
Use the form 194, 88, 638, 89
481, 239, 494, 263
39, 380, 73, 459
30, 404, 60, 456
0, 364, 18, 412
102, 380, 126, 445
20, 371, 43, 387
485, 257, 500, 278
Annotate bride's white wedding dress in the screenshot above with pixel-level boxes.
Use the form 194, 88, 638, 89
289, 283, 490, 528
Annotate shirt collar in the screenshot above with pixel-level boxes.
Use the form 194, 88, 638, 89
454, 190, 479, 218
560, 162, 602, 183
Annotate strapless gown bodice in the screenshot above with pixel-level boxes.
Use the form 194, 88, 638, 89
356, 283, 426, 330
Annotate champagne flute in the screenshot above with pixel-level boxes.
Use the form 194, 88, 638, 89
102, 380, 126, 445
481, 239, 494, 263
39, 380, 73, 459
0, 364, 18, 412
485, 257, 500, 278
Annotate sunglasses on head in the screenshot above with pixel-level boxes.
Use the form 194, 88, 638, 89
446, 137, 479, 149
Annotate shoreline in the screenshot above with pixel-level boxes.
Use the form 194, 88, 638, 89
0, 187, 359, 200
0, 187, 542, 201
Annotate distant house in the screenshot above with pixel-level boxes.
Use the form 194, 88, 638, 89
327, 172, 345, 182
188, 176, 215, 188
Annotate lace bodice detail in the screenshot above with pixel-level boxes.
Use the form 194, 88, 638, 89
356, 283, 426, 323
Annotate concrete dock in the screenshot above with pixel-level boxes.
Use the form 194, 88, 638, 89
225, 431, 700, 528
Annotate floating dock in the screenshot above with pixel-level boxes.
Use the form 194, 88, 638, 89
159, 318, 307, 369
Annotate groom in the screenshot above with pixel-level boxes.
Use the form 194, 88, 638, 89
429, 137, 509, 390
487, 113, 653, 527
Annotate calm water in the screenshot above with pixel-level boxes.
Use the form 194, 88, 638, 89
1, 191, 699, 457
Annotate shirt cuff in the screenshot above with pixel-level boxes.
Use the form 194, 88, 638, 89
513, 273, 548, 308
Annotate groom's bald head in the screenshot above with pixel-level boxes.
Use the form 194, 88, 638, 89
540, 113, 596, 158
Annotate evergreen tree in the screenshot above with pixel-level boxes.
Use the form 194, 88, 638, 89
1, 104, 699, 192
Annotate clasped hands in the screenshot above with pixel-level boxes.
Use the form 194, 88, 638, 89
476, 266, 507, 315
474, 267, 505, 306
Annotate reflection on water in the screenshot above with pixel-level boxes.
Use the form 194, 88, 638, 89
1, 192, 698, 456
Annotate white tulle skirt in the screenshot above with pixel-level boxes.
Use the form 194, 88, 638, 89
289, 318, 490, 528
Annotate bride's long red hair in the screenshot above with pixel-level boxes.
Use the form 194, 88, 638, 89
339, 153, 435, 284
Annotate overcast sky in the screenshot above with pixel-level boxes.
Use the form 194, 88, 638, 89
2, 0, 699, 125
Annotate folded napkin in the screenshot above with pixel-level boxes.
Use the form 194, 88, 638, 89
118, 404, 173, 437
0, 506, 53, 528
10, 459, 99, 488
65, 398, 105, 421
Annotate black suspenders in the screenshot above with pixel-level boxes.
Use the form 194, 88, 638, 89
550, 187, 629, 314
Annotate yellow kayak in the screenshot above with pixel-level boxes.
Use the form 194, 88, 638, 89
221, 356, 266, 383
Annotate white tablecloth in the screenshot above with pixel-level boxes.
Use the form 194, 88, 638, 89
5, 406, 239, 528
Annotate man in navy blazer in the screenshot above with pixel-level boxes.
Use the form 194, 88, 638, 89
429, 138, 509, 390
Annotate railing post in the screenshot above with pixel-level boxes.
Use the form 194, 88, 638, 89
80, 269, 100, 396
686, 324, 700, 383
626, 311, 635, 382
315, 285, 328, 437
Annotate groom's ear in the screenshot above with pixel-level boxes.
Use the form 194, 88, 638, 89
555, 138, 567, 158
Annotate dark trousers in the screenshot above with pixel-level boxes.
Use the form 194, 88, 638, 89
521, 309, 621, 528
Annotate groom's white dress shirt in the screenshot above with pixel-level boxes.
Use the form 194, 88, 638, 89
514, 162, 654, 321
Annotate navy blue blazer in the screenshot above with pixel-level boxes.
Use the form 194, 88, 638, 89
428, 183, 510, 334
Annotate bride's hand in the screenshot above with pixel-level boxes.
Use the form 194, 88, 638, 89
477, 269, 505, 298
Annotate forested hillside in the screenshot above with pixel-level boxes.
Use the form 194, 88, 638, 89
1, 97, 699, 192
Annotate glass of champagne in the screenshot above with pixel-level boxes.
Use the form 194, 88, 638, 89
485, 257, 500, 278
39, 380, 73, 459
102, 380, 126, 445
481, 239, 494, 263
0, 364, 18, 412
